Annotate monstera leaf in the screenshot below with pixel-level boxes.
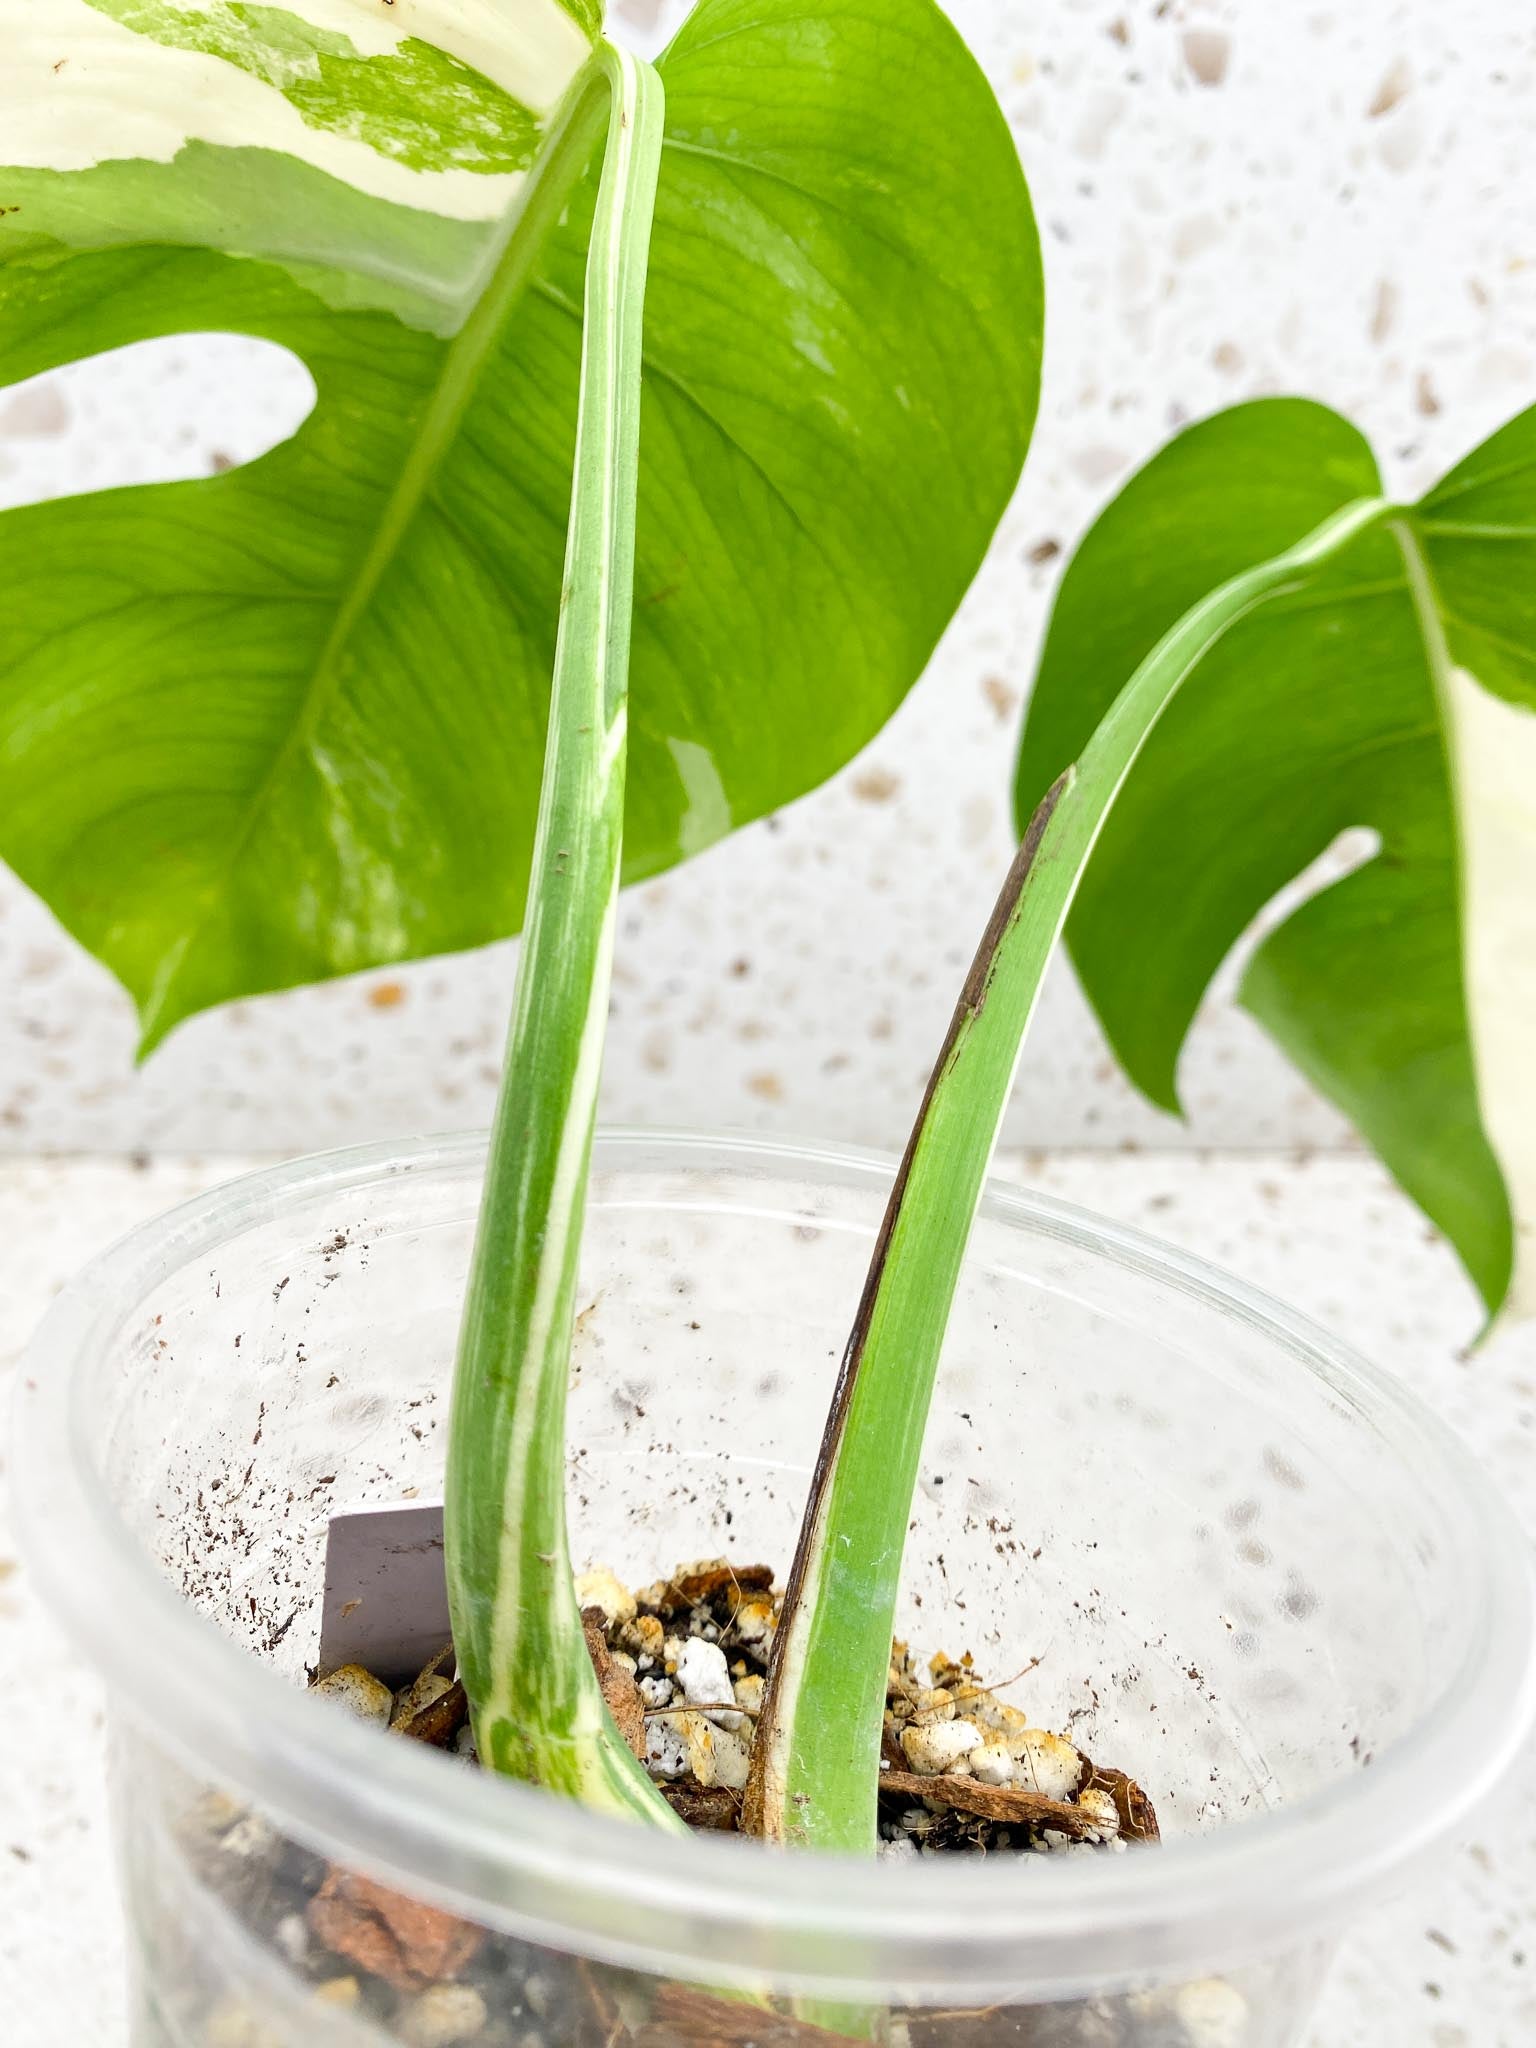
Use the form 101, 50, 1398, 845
0, 0, 1042, 1046
1016, 398, 1536, 1321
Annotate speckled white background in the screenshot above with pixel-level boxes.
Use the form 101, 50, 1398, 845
3, 3, 1535, 2045
3, 0, 1533, 1155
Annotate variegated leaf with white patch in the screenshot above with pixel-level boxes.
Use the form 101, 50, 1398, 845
3, 0, 1045, 1832
3, 0, 595, 311
1, 0, 1043, 1047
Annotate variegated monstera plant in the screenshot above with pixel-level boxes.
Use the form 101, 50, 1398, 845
3, 0, 1534, 1866
0, 0, 1046, 1846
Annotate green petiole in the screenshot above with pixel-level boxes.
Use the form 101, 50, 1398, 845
445, 41, 680, 1830
746, 493, 1397, 1851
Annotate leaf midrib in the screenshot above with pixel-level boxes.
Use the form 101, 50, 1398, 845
135, 120, 960, 1041
132, 93, 620, 1045
136, 276, 818, 1039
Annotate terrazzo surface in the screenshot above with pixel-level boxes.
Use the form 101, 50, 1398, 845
2, 1148, 1532, 2046
2, 0, 1533, 1158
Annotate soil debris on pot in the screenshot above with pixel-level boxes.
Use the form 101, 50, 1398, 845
176, 1562, 1175, 2046
311, 1559, 1160, 1857
570, 1561, 1157, 1857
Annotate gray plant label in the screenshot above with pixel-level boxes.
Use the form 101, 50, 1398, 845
318, 1500, 449, 1684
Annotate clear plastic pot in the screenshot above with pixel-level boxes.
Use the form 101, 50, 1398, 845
15, 1131, 1536, 2048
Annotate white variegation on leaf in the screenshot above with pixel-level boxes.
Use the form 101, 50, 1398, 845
3, 0, 593, 244
1, 0, 1047, 1838
1445, 664, 1536, 1315
0, 0, 1043, 1059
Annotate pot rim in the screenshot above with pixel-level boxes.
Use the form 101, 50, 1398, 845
15, 1127, 1536, 2004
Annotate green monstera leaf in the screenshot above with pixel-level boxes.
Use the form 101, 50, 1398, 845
0, 0, 1042, 1047
1016, 398, 1536, 1323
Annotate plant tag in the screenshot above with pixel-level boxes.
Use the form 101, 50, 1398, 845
318, 1501, 450, 1684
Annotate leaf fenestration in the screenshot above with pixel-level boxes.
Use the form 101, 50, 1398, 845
1016, 398, 1536, 1321
0, 0, 1043, 1049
